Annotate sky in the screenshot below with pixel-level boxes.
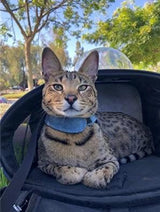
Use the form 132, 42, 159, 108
0, 0, 151, 60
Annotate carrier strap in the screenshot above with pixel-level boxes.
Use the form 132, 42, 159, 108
0, 115, 45, 212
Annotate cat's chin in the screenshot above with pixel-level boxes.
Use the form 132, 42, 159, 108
62, 110, 95, 118
62, 109, 82, 117
45, 108, 94, 118
59, 109, 92, 118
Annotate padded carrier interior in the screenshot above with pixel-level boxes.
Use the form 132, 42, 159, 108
1, 70, 160, 211
97, 83, 142, 121
23, 82, 160, 209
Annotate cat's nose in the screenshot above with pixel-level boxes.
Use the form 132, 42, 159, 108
65, 95, 77, 105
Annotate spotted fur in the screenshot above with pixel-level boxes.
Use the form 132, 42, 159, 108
96, 112, 154, 164
38, 47, 154, 189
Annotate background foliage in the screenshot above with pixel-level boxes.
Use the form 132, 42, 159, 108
0, 0, 160, 91
0, 0, 115, 90
83, 0, 160, 70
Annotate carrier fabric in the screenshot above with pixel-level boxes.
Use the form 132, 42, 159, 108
1, 70, 160, 212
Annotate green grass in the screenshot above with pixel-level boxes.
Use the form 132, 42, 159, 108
0, 135, 27, 189
0, 168, 9, 188
2, 91, 28, 100
0, 142, 25, 189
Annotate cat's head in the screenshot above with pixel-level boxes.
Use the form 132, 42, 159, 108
42, 47, 99, 118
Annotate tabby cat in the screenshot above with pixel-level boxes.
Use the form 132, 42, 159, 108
38, 47, 153, 189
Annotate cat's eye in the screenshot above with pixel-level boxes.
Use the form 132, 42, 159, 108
53, 84, 63, 91
78, 85, 88, 91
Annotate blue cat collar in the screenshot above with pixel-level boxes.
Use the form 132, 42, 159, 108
45, 115, 97, 134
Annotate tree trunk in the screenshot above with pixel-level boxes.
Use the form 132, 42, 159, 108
24, 39, 33, 91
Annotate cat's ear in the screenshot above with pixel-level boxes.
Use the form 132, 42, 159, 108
78, 51, 99, 82
42, 47, 63, 81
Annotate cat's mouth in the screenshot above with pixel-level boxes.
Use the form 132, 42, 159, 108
63, 106, 82, 113
62, 105, 84, 117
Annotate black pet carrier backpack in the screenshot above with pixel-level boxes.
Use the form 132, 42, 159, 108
0, 48, 160, 212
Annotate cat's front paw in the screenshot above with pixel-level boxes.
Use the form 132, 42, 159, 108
54, 166, 87, 185
83, 166, 115, 189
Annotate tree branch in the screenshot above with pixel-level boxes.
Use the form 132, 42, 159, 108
33, 0, 70, 37
1, 0, 73, 41
35, 6, 39, 19
31, 6, 45, 39
0, 1, 32, 12
1, 0, 27, 38
25, 0, 32, 34
37, 13, 50, 33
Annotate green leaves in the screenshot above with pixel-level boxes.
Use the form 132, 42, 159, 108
64, 6, 74, 19
0, 24, 9, 35
83, 0, 160, 68
32, 0, 56, 7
